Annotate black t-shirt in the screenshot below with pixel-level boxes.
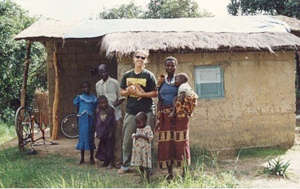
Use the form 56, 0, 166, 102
120, 69, 157, 115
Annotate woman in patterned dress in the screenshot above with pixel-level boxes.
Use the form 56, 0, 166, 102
156, 56, 197, 179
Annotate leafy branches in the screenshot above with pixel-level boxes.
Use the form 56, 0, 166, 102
227, 0, 300, 18
99, 2, 143, 19
98, 0, 213, 19
145, 0, 213, 18
0, 0, 46, 122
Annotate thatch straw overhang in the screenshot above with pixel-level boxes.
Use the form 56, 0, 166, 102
100, 31, 300, 57
14, 17, 75, 42
273, 15, 300, 36
14, 16, 300, 57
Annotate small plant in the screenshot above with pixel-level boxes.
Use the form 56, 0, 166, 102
263, 158, 290, 178
190, 147, 218, 168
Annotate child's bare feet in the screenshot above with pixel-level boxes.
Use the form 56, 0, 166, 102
107, 163, 113, 169
79, 159, 84, 164
102, 161, 109, 167
113, 162, 121, 169
90, 158, 95, 165
166, 174, 174, 182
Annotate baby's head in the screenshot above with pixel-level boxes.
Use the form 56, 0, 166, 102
157, 74, 165, 87
175, 73, 188, 87
135, 112, 147, 129
98, 95, 108, 109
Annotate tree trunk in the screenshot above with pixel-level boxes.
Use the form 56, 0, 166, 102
19, 41, 31, 151
20, 41, 32, 107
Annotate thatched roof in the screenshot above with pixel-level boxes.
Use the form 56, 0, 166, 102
273, 15, 300, 33
14, 17, 74, 41
100, 31, 300, 56
14, 16, 300, 55
62, 16, 291, 38
16, 16, 292, 40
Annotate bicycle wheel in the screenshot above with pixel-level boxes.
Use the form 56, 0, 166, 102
60, 113, 78, 139
15, 106, 33, 151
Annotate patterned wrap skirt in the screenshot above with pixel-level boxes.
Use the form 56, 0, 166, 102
157, 106, 190, 169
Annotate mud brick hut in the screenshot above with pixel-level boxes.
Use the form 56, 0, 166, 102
273, 16, 300, 114
15, 16, 300, 152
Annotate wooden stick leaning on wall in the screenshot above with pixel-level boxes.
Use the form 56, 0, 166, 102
51, 42, 60, 140
20, 41, 32, 108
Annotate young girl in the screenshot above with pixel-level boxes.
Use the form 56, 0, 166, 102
95, 95, 116, 168
73, 81, 97, 164
131, 112, 154, 183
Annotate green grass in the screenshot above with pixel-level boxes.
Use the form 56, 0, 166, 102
0, 147, 238, 188
237, 147, 287, 159
0, 122, 16, 145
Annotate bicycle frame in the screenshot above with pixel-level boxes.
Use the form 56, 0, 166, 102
15, 106, 49, 152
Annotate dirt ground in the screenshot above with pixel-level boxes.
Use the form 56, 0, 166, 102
1, 131, 300, 188
222, 133, 300, 188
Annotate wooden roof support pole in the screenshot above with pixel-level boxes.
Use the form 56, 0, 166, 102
51, 42, 60, 140
20, 41, 32, 107
296, 51, 300, 90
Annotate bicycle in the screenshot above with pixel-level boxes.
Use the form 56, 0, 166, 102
60, 113, 79, 139
15, 105, 55, 152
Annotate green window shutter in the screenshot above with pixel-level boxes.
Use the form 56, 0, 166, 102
195, 66, 224, 99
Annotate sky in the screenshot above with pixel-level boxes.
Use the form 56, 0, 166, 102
13, 0, 230, 21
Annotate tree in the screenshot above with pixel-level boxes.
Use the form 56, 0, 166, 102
145, 0, 213, 18
227, 0, 300, 18
0, 0, 46, 122
98, 0, 213, 19
227, 0, 240, 16
99, 2, 143, 19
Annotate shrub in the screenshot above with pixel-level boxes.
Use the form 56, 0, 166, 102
263, 157, 290, 178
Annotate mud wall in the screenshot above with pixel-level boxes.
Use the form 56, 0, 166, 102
119, 51, 296, 150
45, 39, 116, 135
45, 39, 295, 149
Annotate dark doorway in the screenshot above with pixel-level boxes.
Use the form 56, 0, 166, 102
107, 55, 118, 79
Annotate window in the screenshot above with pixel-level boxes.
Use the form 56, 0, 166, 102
194, 66, 224, 99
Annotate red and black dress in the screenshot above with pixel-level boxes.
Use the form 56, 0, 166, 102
157, 78, 197, 168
